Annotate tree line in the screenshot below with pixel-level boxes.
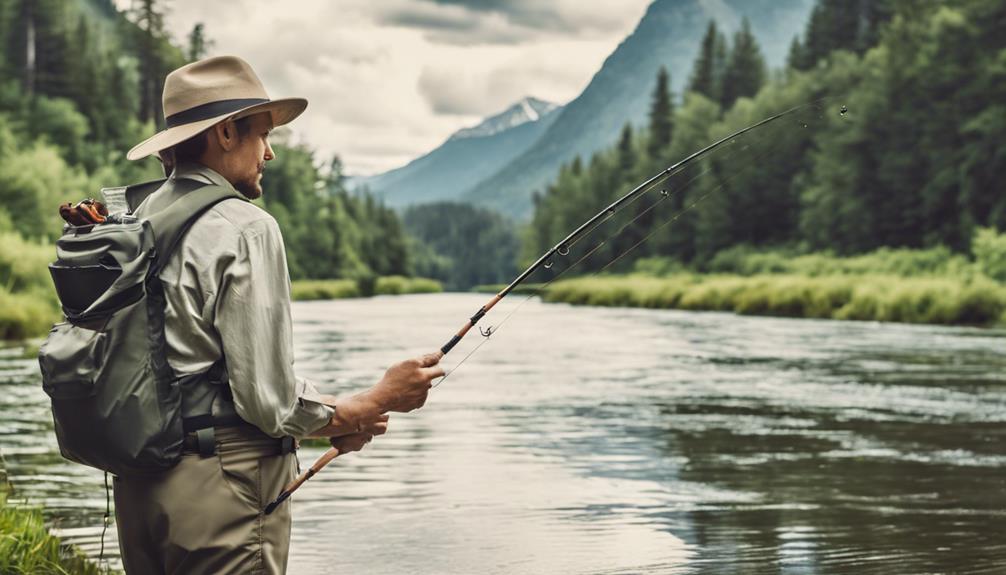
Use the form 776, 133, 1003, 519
0, 0, 417, 287
521, 0, 1005, 274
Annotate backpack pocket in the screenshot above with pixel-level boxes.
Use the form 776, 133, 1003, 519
38, 321, 107, 399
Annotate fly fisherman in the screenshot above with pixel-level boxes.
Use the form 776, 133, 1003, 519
113, 55, 445, 573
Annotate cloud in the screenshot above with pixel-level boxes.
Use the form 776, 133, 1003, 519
114, 0, 650, 175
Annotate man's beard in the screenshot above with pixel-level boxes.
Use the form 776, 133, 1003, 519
235, 164, 264, 199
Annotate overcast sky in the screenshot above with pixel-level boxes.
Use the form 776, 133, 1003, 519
117, 0, 652, 175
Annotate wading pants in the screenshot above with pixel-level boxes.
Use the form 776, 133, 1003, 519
113, 425, 298, 574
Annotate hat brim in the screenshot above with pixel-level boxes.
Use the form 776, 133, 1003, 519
126, 97, 308, 161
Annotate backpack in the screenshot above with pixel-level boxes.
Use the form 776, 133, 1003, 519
38, 177, 245, 476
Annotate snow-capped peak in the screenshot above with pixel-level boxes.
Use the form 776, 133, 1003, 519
450, 97, 560, 141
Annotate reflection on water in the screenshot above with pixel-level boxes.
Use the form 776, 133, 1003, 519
2, 293, 1005, 573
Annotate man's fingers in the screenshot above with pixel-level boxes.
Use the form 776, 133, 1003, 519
420, 366, 446, 381
419, 351, 443, 367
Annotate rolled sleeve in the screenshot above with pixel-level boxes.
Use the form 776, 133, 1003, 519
213, 214, 332, 439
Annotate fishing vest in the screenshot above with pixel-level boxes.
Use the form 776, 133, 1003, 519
38, 176, 252, 476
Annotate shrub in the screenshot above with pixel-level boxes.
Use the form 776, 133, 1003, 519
545, 273, 1006, 326
0, 287, 59, 340
290, 280, 360, 301
972, 227, 1006, 283
374, 276, 442, 295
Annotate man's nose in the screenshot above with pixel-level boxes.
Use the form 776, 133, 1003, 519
264, 141, 275, 161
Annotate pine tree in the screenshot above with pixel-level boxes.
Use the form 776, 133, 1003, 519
688, 22, 722, 101
787, 36, 807, 71
647, 66, 673, 158
187, 23, 211, 61
131, 0, 167, 126
617, 123, 635, 174
719, 18, 766, 110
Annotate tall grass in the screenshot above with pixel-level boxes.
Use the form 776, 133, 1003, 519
0, 484, 107, 575
545, 274, 1006, 326
701, 245, 974, 278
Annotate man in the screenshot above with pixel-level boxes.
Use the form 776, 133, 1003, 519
116, 55, 444, 573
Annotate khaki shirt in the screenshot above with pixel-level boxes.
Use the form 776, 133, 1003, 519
158, 163, 332, 439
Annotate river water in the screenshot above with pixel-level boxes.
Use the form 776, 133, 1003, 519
2, 293, 1005, 574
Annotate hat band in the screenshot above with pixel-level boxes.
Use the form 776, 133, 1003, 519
165, 98, 270, 128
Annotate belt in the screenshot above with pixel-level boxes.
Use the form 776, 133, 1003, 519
182, 425, 297, 458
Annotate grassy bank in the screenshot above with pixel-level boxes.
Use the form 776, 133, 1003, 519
291, 276, 442, 301
0, 472, 108, 574
540, 245, 1006, 326
470, 283, 544, 295
545, 274, 1006, 326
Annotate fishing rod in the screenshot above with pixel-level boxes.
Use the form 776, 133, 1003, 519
264, 100, 829, 514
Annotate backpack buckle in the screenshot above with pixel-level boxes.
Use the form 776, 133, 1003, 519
195, 427, 216, 457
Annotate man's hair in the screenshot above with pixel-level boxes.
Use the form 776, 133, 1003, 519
169, 115, 258, 164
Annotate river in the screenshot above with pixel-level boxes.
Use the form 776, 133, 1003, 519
2, 293, 1005, 573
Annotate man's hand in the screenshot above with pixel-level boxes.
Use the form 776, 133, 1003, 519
306, 351, 444, 438
329, 432, 374, 455
372, 351, 444, 413
329, 414, 388, 455
309, 401, 389, 438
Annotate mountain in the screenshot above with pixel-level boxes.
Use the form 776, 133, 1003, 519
463, 0, 814, 219
355, 97, 561, 208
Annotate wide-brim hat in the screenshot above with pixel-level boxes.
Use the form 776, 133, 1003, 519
127, 55, 307, 161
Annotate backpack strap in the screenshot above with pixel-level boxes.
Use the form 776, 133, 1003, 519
143, 182, 246, 276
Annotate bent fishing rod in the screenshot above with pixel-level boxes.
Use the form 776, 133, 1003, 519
264, 101, 823, 514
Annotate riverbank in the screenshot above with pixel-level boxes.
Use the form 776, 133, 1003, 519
0, 273, 443, 341
543, 273, 1006, 326
0, 470, 109, 574
291, 276, 442, 301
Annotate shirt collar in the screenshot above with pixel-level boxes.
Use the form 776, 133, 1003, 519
170, 162, 235, 191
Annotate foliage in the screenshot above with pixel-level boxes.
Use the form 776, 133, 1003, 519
260, 146, 410, 282
290, 276, 442, 301
374, 276, 442, 295
290, 279, 360, 301
545, 273, 1006, 326
0, 497, 106, 575
523, 0, 1006, 289
0, 1, 419, 339
719, 18, 766, 110
704, 244, 973, 278
403, 202, 519, 290
972, 227, 1006, 283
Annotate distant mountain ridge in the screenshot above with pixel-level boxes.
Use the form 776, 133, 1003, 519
463, 0, 814, 218
355, 97, 561, 208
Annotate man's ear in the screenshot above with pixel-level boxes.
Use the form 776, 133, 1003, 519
214, 120, 238, 152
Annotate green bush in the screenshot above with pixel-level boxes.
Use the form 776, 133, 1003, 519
290, 279, 360, 301
632, 257, 687, 277
972, 227, 1006, 282
545, 273, 1006, 326
291, 277, 442, 301
374, 276, 442, 295
704, 245, 973, 278
0, 287, 59, 340
0, 232, 56, 292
